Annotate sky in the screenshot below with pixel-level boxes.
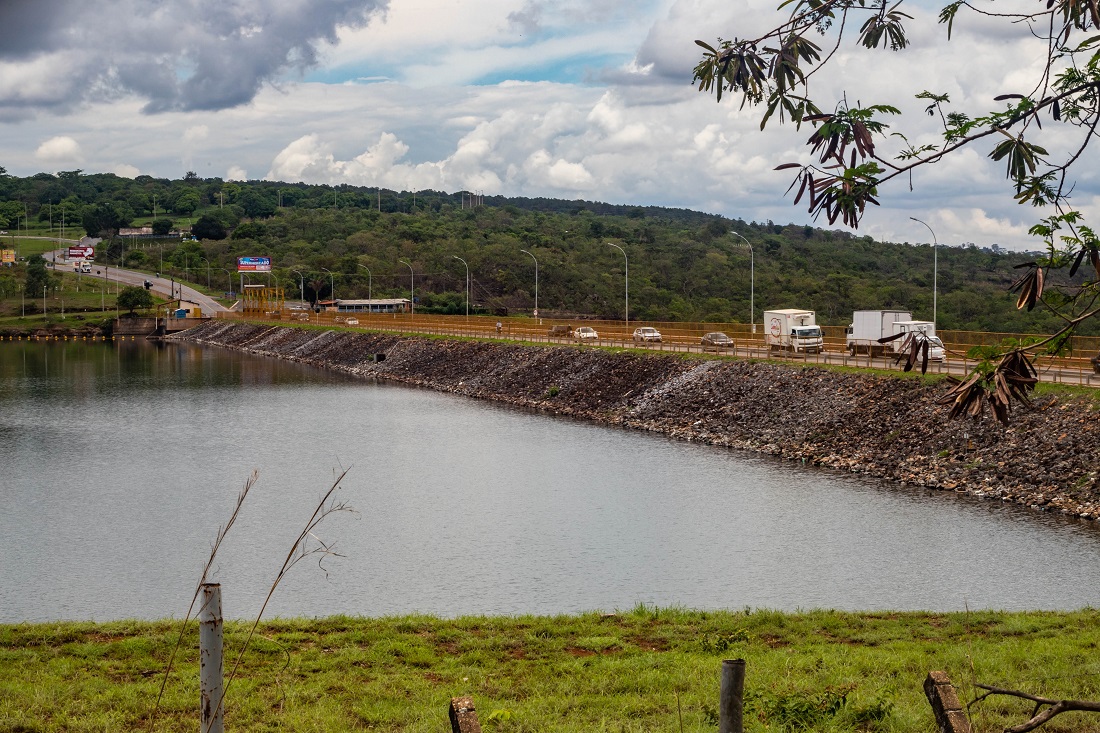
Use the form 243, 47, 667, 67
1, 0, 1096, 251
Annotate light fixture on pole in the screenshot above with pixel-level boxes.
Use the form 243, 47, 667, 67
290, 269, 306, 305
398, 259, 414, 315
910, 217, 939, 324
607, 242, 628, 328
220, 268, 234, 297
730, 231, 755, 334
452, 256, 469, 318
520, 248, 538, 320
357, 264, 372, 302
321, 267, 334, 306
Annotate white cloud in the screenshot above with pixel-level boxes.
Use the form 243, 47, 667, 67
227, 166, 248, 181
112, 163, 141, 178
35, 136, 83, 163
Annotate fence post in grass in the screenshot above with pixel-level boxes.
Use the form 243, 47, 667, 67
449, 696, 482, 733
924, 671, 972, 733
720, 658, 745, 733
199, 583, 225, 733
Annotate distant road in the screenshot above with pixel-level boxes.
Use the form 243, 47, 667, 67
47, 245, 230, 315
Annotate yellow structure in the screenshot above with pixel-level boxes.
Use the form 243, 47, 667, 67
242, 284, 285, 314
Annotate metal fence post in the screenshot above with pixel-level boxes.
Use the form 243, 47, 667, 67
200, 583, 224, 733
720, 658, 745, 733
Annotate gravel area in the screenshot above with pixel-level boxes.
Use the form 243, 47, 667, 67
177, 322, 1100, 522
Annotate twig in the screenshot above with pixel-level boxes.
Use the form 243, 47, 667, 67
208, 467, 356, 732
971, 683, 1100, 733
150, 470, 258, 732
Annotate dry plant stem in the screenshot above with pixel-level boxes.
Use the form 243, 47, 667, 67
210, 468, 355, 732
971, 684, 1100, 733
150, 470, 258, 732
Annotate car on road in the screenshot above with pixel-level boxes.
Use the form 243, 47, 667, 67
701, 331, 734, 348
345, 318, 359, 325
632, 326, 662, 343
574, 326, 599, 341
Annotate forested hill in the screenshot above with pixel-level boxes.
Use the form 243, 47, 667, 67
0, 169, 1088, 334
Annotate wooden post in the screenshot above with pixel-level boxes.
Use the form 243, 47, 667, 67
199, 583, 224, 733
924, 671, 971, 733
720, 659, 745, 733
449, 696, 482, 733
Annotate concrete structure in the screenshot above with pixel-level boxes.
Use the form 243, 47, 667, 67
331, 298, 411, 314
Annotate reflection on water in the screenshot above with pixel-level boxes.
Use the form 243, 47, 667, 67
1, 340, 1098, 622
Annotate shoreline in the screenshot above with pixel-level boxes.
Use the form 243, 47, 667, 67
175, 320, 1100, 522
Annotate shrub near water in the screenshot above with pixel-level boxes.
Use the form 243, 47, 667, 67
2, 608, 1100, 732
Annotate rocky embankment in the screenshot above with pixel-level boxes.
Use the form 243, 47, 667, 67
178, 321, 1100, 521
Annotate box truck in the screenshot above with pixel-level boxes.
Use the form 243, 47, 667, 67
846, 310, 912, 356
764, 309, 824, 353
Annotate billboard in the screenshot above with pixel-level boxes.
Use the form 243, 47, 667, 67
1, 249, 14, 264
237, 256, 272, 272
68, 246, 94, 260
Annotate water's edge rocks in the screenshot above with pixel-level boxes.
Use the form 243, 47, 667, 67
176, 321, 1100, 521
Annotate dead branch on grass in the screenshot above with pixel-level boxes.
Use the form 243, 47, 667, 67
971, 683, 1100, 733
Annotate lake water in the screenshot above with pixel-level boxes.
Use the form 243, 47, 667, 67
2, 339, 1098, 622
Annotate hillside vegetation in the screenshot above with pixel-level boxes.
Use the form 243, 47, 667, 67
2, 169, 1093, 334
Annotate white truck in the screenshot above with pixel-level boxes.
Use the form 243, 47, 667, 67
764, 309, 824, 353
890, 320, 945, 362
72, 261, 91, 273
846, 310, 912, 356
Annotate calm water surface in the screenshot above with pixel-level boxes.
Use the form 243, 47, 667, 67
1, 340, 1098, 622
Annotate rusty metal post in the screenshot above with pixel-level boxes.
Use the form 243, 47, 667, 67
200, 583, 224, 733
720, 658, 745, 733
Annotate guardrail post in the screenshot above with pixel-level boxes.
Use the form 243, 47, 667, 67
719, 658, 745, 733
199, 583, 224, 733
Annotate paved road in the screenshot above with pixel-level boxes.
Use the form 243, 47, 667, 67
48, 246, 230, 315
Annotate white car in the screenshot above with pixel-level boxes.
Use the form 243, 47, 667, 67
632, 327, 662, 343
574, 326, 599, 341
345, 318, 359, 326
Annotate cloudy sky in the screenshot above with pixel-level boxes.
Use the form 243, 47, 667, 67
1, 0, 1096, 250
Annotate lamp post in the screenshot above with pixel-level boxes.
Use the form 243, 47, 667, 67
730, 231, 755, 334
398, 259, 414, 315
452, 256, 469, 318
520, 248, 538, 320
357, 264, 372, 302
321, 267, 334, 305
200, 258, 211, 289
607, 242, 628, 329
220, 268, 233, 297
290, 269, 306, 305
910, 217, 939, 324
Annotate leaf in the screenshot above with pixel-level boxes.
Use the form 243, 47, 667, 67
774, 163, 803, 170
695, 39, 719, 53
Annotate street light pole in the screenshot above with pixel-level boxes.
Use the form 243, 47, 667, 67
357, 264, 372, 302
398, 259, 414, 315
730, 231, 755, 334
607, 242, 628, 328
321, 267, 334, 305
452, 256, 469, 318
520, 248, 538, 320
220, 268, 233, 297
910, 217, 939, 324
291, 269, 306, 305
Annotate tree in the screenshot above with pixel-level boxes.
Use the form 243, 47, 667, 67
151, 218, 173, 236
116, 286, 154, 316
81, 202, 130, 238
693, 0, 1100, 423
191, 215, 227, 241
23, 255, 52, 298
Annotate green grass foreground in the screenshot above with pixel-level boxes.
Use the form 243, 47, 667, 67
3, 608, 1100, 732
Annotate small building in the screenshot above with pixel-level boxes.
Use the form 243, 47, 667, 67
166, 298, 205, 319
328, 298, 411, 314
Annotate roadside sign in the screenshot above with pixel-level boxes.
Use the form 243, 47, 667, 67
1, 249, 14, 264
68, 245, 94, 260
237, 256, 272, 272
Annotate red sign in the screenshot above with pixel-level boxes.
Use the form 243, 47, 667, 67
68, 246, 94, 260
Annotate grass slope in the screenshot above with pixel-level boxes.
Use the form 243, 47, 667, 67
3, 608, 1099, 732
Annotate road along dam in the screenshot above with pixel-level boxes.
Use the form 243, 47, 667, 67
176, 320, 1100, 522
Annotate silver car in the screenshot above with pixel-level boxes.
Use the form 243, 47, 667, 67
632, 327, 662, 343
